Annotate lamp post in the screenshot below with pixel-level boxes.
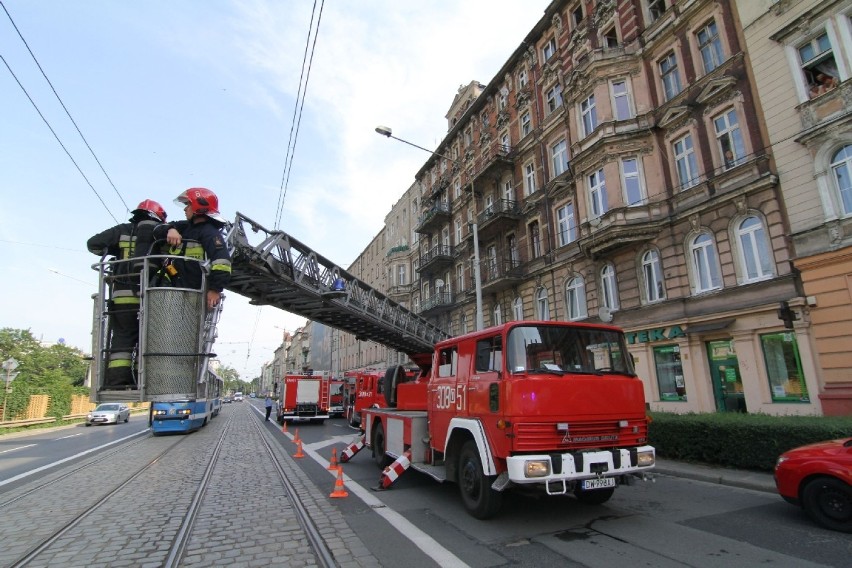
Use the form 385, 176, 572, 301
375, 126, 484, 331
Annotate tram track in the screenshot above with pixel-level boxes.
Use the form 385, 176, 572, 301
1, 404, 340, 568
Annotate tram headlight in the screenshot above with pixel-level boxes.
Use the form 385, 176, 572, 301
153, 409, 167, 416
176, 409, 191, 415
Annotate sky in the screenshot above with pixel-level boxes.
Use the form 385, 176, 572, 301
0, 0, 549, 379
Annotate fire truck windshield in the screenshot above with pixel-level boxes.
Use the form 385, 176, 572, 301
506, 325, 635, 376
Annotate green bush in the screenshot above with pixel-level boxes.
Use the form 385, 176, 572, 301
649, 412, 852, 471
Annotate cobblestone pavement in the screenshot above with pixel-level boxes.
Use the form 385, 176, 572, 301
0, 405, 380, 568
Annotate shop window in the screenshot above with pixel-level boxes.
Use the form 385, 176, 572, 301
654, 345, 686, 401
761, 332, 809, 403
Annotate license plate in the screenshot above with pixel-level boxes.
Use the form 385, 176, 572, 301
582, 477, 616, 490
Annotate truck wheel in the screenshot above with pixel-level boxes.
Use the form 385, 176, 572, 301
802, 476, 852, 533
372, 422, 392, 469
574, 486, 615, 505
347, 406, 358, 427
458, 441, 502, 519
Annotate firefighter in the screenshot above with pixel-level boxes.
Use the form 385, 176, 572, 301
153, 187, 231, 309
88, 199, 168, 388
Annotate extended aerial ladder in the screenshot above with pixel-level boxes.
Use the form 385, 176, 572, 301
223, 213, 449, 357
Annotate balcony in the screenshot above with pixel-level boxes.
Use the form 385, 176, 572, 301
481, 258, 524, 294
414, 201, 452, 235
386, 284, 412, 301
386, 244, 409, 257
477, 199, 522, 240
419, 292, 455, 317
429, 174, 450, 200
577, 207, 669, 260
470, 140, 515, 184
415, 245, 455, 274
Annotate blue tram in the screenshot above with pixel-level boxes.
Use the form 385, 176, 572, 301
149, 368, 223, 434
90, 243, 227, 436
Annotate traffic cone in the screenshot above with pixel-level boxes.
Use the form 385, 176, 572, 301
293, 439, 305, 458
293, 428, 300, 443
330, 466, 349, 498
281, 421, 288, 434
328, 447, 340, 471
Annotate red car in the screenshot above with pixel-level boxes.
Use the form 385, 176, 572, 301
774, 437, 852, 533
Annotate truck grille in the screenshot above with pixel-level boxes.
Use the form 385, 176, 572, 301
514, 419, 647, 452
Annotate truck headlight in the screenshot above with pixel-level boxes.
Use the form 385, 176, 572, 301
637, 450, 655, 467
524, 460, 551, 478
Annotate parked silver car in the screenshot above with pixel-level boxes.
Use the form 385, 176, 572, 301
85, 403, 131, 426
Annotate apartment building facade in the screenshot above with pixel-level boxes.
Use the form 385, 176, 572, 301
735, 0, 852, 415
321, 0, 845, 416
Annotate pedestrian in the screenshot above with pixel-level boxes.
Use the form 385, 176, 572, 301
87, 200, 168, 388
153, 187, 232, 310
264, 394, 274, 421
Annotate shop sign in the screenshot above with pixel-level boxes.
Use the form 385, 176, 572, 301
625, 326, 685, 345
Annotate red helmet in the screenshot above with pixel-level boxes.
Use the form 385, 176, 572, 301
131, 199, 167, 222
175, 187, 224, 222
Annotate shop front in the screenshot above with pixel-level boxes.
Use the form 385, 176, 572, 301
625, 307, 822, 416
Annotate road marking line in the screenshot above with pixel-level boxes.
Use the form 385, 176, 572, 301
55, 433, 83, 440
0, 430, 148, 487
0, 444, 36, 455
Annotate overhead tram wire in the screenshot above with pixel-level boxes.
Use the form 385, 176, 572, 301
1, 1, 128, 215
273, 0, 325, 230
1, 54, 119, 224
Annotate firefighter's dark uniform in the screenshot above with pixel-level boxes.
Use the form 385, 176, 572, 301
152, 217, 232, 294
87, 216, 159, 387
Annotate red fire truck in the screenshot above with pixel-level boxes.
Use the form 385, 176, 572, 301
347, 320, 655, 519
329, 378, 345, 417
276, 372, 330, 424
343, 368, 417, 428
221, 214, 654, 520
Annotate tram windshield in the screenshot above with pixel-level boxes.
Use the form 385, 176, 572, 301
506, 325, 634, 376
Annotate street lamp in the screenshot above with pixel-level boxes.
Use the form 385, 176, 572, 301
375, 126, 484, 331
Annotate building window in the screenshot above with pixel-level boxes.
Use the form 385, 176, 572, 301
831, 145, 852, 215
600, 264, 619, 310
571, 4, 584, 28
799, 31, 839, 99
524, 162, 536, 195
521, 111, 532, 138
493, 303, 503, 326
456, 264, 465, 292
714, 109, 746, 169
581, 94, 598, 137
556, 202, 576, 246
518, 69, 528, 89
546, 83, 563, 114
659, 52, 682, 101
551, 139, 569, 177
397, 264, 407, 286
648, 0, 667, 23
673, 133, 699, 189
498, 89, 508, 110
507, 234, 519, 266
529, 221, 542, 258
654, 345, 686, 401
503, 179, 514, 202
536, 288, 550, 320
603, 27, 619, 49
697, 20, 724, 74
762, 332, 809, 403
642, 249, 665, 303
621, 157, 643, 206
737, 216, 773, 282
690, 233, 722, 293
455, 218, 462, 244
565, 276, 587, 320
512, 296, 523, 321
611, 80, 633, 121
542, 37, 557, 62
588, 168, 608, 217
500, 132, 510, 153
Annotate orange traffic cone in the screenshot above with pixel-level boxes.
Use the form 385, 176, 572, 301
281, 421, 288, 433
328, 447, 340, 471
330, 466, 349, 498
293, 428, 300, 443
293, 439, 305, 458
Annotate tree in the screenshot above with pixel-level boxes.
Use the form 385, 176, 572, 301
216, 364, 242, 393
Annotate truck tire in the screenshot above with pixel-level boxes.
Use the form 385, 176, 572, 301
372, 421, 392, 469
458, 440, 502, 519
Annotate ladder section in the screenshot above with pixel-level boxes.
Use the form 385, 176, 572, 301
223, 213, 449, 356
